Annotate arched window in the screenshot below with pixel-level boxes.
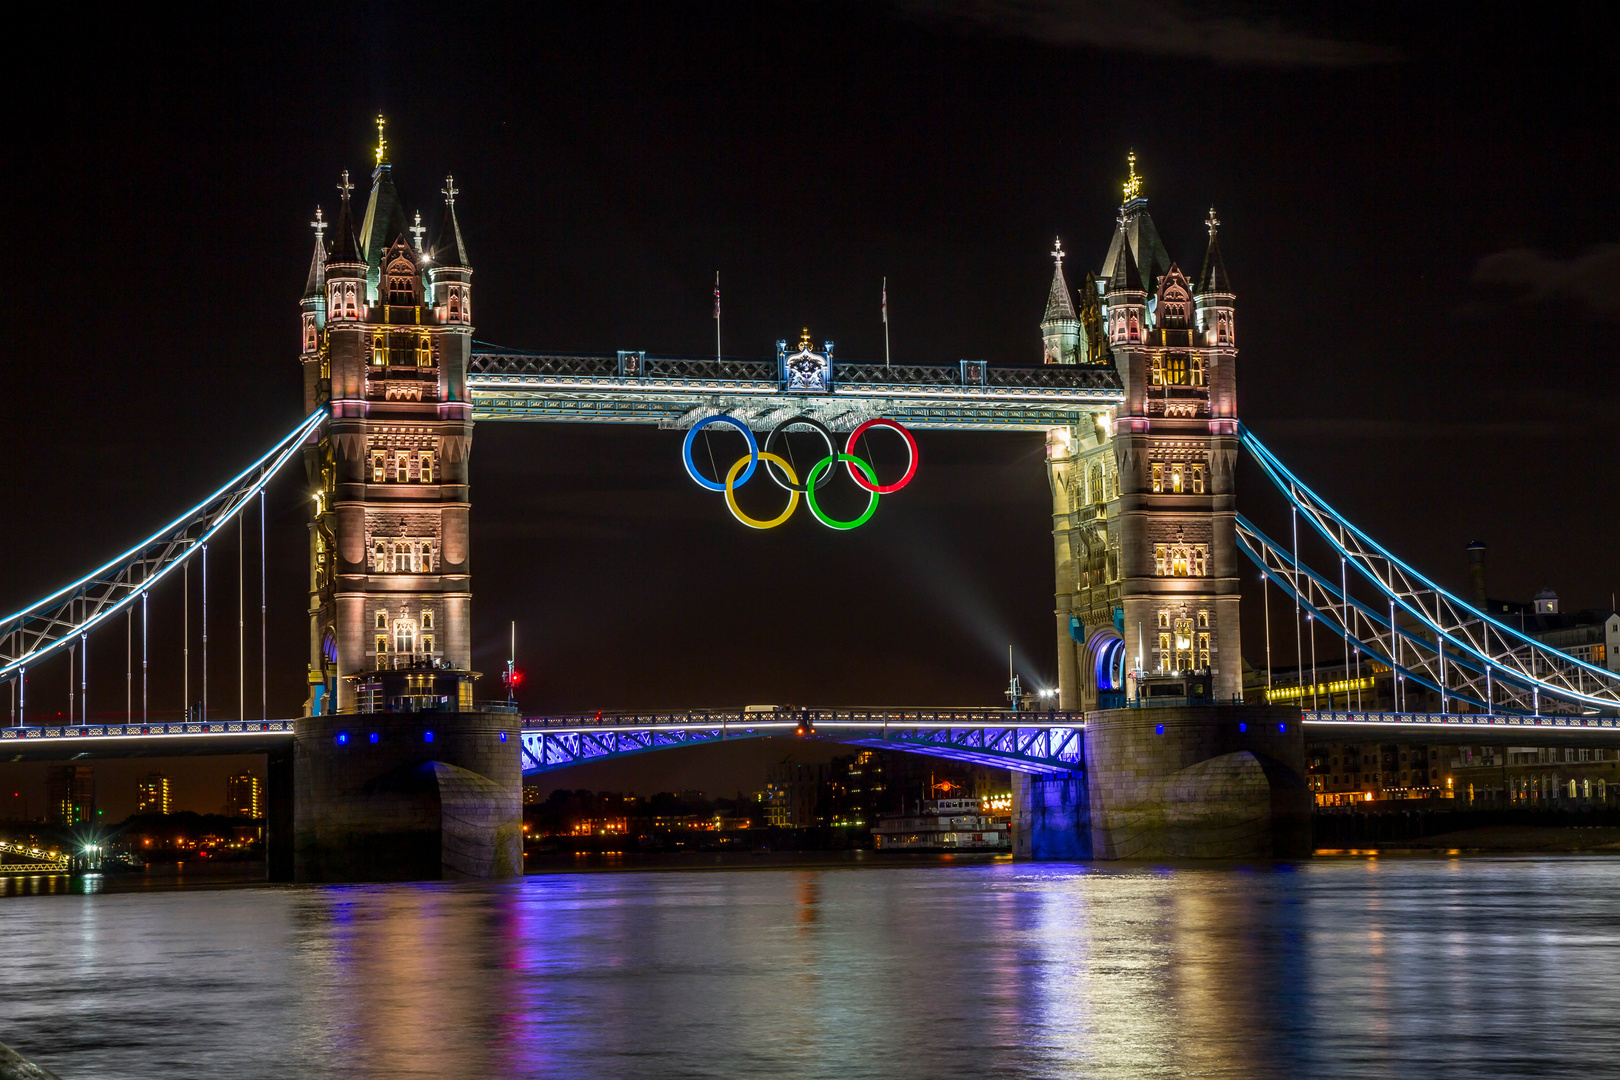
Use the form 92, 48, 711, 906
421, 610, 434, 630
1089, 463, 1104, 505
387, 258, 417, 305
448, 290, 461, 319
420, 453, 434, 484
1191, 355, 1204, 386
1128, 316, 1140, 342
1166, 355, 1187, 384
375, 611, 388, 630
393, 619, 416, 656
372, 453, 385, 482
422, 635, 435, 656
392, 541, 412, 573
1217, 315, 1230, 344
1151, 355, 1163, 385
373, 542, 387, 573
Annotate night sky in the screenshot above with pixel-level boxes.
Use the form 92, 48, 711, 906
2, 3, 1614, 814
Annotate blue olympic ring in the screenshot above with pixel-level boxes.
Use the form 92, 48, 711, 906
682, 415, 759, 492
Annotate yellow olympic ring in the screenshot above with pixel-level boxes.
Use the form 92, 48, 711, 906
725, 452, 800, 529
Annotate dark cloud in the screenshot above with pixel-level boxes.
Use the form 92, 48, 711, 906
892, 0, 1401, 66
1472, 244, 1620, 319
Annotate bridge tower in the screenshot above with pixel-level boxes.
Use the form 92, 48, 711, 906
1043, 155, 1242, 710
302, 123, 476, 716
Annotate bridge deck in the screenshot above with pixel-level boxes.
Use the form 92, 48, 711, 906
468, 353, 1122, 431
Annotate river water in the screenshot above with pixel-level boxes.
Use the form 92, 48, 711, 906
2, 855, 1617, 1079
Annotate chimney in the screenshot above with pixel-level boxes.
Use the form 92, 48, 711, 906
1465, 541, 1487, 610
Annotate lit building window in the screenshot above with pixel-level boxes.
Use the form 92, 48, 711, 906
375, 611, 388, 630
372, 452, 385, 482
1197, 631, 1210, 669
1151, 463, 1164, 493
375, 635, 388, 656
1191, 464, 1205, 493
1174, 618, 1193, 671
421, 610, 434, 630
393, 619, 416, 655
1166, 355, 1187, 385
1154, 545, 1167, 576
1197, 610, 1210, 628
393, 542, 411, 573
1191, 354, 1204, 386
422, 634, 435, 655
1151, 356, 1163, 385
420, 453, 434, 483
1090, 463, 1105, 505
1170, 464, 1184, 493
373, 542, 387, 574
1128, 316, 1140, 342
1158, 632, 1171, 671
1157, 612, 1170, 630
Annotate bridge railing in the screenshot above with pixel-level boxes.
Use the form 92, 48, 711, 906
519, 707, 1088, 730
1302, 710, 1620, 731
0, 720, 296, 741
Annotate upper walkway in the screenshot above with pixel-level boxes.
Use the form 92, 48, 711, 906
467, 352, 1122, 431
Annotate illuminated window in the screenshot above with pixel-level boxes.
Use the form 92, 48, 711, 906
387, 258, 417, 305
1170, 464, 1184, 493
373, 542, 387, 573
1151, 463, 1164, 493
1128, 316, 1140, 342
395, 452, 409, 481
448, 290, 461, 320
1154, 545, 1167, 575
421, 610, 434, 630
1169, 546, 1190, 577
1217, 315, 1231, 344
393, 619, 416, 655
1166, 354, 1187, 385
392, 542, 412, 573
1191, 355, 1204, 386
421, 635, 434, 655
1157, 611, 1170, 629
421, 542, 435, 572
1158, 632, 1171, 671
1192, 546, 1207, 576
1151, 356, 1163, 385
1197, 632, 1210, 669
1174, 618, 1194, 672
420, 453, 434, 484
1197, 611, 1210, 629
371, 453, 385, 482
1191, 464, 1205, 494
1090, 463, 1105, 504
375, 611, 388, 630
375, 635, 388, 655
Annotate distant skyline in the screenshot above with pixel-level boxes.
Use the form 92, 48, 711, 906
2, 3, 1614, 797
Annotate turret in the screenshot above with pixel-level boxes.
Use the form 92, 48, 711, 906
325, 171, 366, 325
1041, 238, 1081, 365
428, 175, 473, 328
300, 207, 327, 357
1193, 208, 1235, 347
1101, 151, 1172, 323
1105, 219, 1146, 347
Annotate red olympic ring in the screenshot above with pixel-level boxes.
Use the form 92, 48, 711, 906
843, 419, 918, 494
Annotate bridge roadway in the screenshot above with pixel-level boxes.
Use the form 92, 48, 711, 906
4, 709, 1619, 770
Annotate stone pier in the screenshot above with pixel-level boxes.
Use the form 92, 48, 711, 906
292, 712, 523, 882
1014, 704, 1311, 860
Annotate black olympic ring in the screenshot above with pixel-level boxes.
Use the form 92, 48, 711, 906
762, 416, 840, 494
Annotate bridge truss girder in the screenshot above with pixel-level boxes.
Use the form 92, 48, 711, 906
1240, 430, 1620, 714
520, 711, 1086, 775
1, 412, 325, 681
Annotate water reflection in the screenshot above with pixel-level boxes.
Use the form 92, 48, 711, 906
3, 858, 1620, 1078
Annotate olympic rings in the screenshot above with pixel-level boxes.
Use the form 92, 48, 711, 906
683, 415, 758, 492
844, 418, 918, 494
806, 455, 879, 530
725, 452, 800, 529
763, 415, 839, 493
684, 415, 918, 529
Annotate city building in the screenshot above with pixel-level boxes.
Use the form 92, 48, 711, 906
226, 772, 264, 818
822, 751, 887, 827
1305, 742, 1456, 806
763, 761, 825, 828
46, 765, 95, 826
137, 773, 172, 815
1450, 745, 1618, 809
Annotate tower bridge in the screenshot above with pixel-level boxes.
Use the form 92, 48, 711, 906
4, 134, 1616, 878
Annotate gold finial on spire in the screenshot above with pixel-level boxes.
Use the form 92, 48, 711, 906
1206, 207, 1220, 237
1052, 237, 1065, 268
798, 327, 814, 353
1122, 150, 1142, 203
375, 113, 389, 165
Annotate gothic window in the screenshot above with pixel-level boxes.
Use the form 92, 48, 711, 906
422, 635, 435, 655
1089, 463, 1104, 505
421, 542, 435, 572
1157, 611, 1170, 629
393, 619, 416, 655
1169, 546, 1191, 577
1171, 464, 1184, 494
421, 610, 434, 630
393, 542, 411, 573
1151, 463, 1164, 493
448, 289, 461, 320
1197, 632, 1211, 670
303, 316, 316, 353
1158, 632, 1172, 672
1128, 316, 1140, 342
373, 542, 387, 574
1217, 315, 1231, 344
372, 453, 385, 482
375, 635, 388, 657
1151, 356, 1163, 385
387, 258, 417, 305
420, 453, 434, 484
1197, 610, 1210, 629
1174, 618, 1194, 672
375, 611, 388, 630
1154, 545, 1167, 576
1192, 547, 1207, 576
1191, 355, 1204, 386
395, 452, 409, 481
1192, 464, 1205, 494
1166, 355, 1187, 385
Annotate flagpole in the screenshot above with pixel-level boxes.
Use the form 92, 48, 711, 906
882, 277, 890, 368
714, 272, 721, 362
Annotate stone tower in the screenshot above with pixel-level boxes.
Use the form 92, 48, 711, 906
1044, 154, 1242, 708
301, 121, 476, 715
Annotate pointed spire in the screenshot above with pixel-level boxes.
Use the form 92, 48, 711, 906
433, 175, 470, 268
374, 113, 389, 167
304, 207, 328, 298
1108, 219, 1143, 294
410, 211, 426, 253
1122, 150, 1143, 204
328, 170, 364, 265
1043, 237, 1077, 323
1196, 207, 1231, 295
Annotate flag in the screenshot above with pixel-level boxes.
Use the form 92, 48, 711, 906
881, 278, 887, 324
714, 273, 721, 321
